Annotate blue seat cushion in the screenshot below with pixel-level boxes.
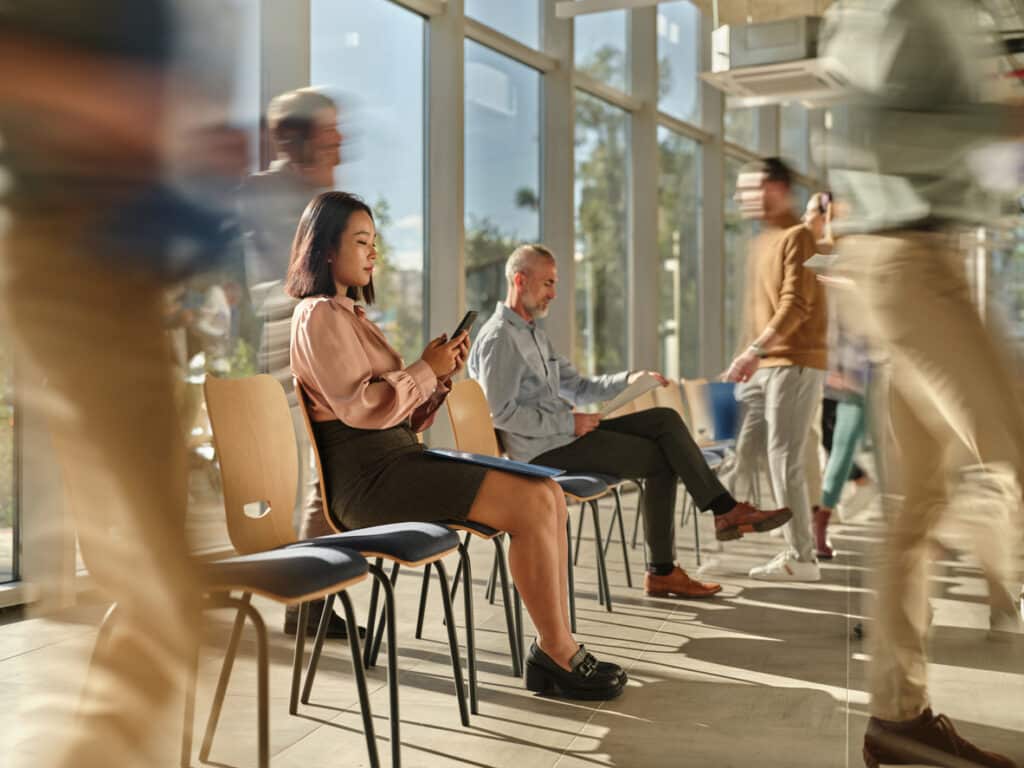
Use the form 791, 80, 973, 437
555, 474, 609, 499
292, 522, 460, 564
439, 519, 501, 538
702, 450, 724, 470
204, 546, 367, 602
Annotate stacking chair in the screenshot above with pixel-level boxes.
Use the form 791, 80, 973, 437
444, 380, 619, 638
206, 375, 470, 768
183, 547, 376, 768
65, 461, 378, 768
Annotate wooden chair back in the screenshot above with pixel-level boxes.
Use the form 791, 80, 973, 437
446, 380, 502, 457
654, 380, 690, 426
681, 377, 716, 445
204, 375, 300, 554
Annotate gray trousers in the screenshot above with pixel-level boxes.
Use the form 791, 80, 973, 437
731, 365, 825, 562
532, 407, 729, 565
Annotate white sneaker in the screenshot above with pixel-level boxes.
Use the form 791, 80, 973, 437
749, 551, 821, 582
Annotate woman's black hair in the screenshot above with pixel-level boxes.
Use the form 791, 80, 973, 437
284, 191, 375, 304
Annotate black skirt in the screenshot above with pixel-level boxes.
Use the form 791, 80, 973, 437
312, 419, 488, 531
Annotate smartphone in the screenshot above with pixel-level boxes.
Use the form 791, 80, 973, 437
451, 310, 478, 340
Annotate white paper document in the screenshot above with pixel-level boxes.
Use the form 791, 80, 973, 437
599, 373, 660, 417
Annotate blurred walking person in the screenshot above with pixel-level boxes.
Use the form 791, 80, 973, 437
823, 1, 1023, 765
0, 2, 246, 766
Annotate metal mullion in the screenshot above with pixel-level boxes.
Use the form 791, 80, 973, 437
722, 140, 760, 162
573, 71, 643, 112
388, 0, 446, 17
464, 18, 558, 73
656, 112, 713, 144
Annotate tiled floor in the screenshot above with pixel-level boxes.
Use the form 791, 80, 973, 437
2, 490, 1022, 768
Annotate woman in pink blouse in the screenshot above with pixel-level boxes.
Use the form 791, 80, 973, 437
286, 191, 625, 700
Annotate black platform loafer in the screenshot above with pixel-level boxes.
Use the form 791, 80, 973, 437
524, 641, 626, 700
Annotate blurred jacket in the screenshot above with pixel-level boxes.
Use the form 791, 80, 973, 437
820, 0, 1021, 234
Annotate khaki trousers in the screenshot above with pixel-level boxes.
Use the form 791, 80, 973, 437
3, 221, 201, 767
841, 232, 1022, 721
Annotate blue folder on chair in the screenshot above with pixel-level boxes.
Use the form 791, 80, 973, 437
425, 449, 565, 479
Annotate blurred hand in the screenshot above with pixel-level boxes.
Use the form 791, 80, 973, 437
574, 412, 601, 437
420, 333, 465, 378
724, 351, 760, 383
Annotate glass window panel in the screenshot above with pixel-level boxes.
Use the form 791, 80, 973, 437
575, 91, 629, 375
723, 155, 755, 361
781, 103, 809, 173
725, 106, 758, 150
0, 337, 14, 583
657, 1, 701, 125
176, 0, 262, 556
227, 0, 261, 172
465, 41, 541, 331
466, 0, 540, 50
657, 128, 702, 379
575, 9, 629, 93
311, 0, 426, 366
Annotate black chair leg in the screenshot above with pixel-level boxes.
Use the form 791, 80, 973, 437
449, 531, 471, 603
631, 496, 642, 549
591, 501, 613, 612
434, 560, 470, 727
492, 535, 522, 677
180, 635, 200, 768
692, 499, 702, 566
364, 557, 384, 667
289, 602, 309, 715
414, 563, 432, 639
513, 587, 524, 670
459, 542, 479, 715
200, 594, 268, 768
573, 502, 585, 565
200, 592, 252, 763
370, 562, 401, 667
301, 595, 335, 704
368, 566, 399, 768
604, 488, 633, 588
338, 591, 381, 768
566, 514, 577, 633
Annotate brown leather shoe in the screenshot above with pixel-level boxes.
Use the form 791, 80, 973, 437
714, 502, 792, 541
863, 709, 1018, 768
644, 566, 721, 598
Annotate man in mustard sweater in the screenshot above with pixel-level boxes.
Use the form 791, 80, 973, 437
725, 158, 828, 582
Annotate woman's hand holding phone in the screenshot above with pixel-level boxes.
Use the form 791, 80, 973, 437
421, 332, 469, 378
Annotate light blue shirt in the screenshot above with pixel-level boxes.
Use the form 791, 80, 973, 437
468, 303, 630, 462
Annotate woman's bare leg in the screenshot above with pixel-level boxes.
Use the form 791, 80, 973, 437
468, 472, 577, 668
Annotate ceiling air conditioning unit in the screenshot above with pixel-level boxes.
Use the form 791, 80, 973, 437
703, 16, 850, 107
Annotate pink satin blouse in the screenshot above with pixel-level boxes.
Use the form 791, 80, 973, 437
290, 295, 437, 428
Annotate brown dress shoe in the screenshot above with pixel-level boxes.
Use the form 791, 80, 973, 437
864, 709, 1018, 768
644, 566, 721, 598
714, 502, 792, 541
